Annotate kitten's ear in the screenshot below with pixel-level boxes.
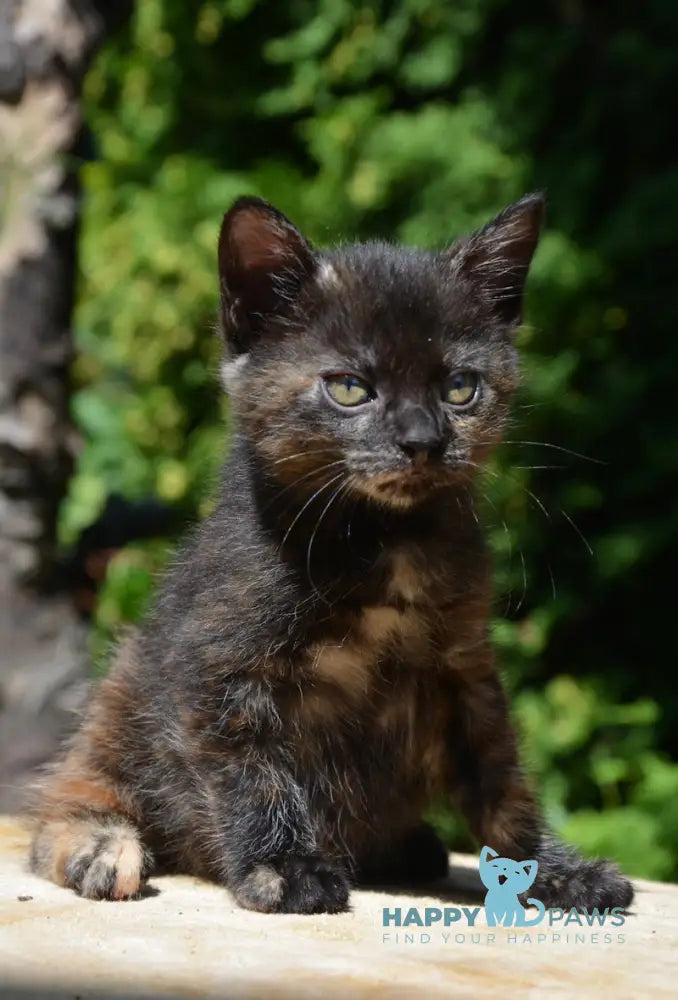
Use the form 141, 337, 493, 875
480, 845, 498, 863
218, 197, 316, 353
446, 192, 545, 327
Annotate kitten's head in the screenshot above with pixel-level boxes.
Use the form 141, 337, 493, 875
479, 846, 538, 893
218, 194, 543, 510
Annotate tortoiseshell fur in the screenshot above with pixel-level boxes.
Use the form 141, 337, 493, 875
30, 195, 633, 914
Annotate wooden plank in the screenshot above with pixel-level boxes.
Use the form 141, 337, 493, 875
0, 818, 675, 999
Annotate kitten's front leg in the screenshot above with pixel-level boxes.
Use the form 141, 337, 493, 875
214, 749, 350, 914
444, 658, 633, 911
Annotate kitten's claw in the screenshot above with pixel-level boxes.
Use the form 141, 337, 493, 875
233, 855, 350, 914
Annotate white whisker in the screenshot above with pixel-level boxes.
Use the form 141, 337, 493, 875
306, 478, 352, 604
502, 440, 604, 465
278, 473, 345, 553
559, 507, 594, 556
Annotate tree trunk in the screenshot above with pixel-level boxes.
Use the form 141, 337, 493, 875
0, 0, 132, 811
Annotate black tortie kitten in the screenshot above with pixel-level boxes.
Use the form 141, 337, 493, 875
30, 194, 633, 914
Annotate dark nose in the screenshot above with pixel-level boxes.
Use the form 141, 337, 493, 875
394, 405, 445, 463
396, 432, 445, 462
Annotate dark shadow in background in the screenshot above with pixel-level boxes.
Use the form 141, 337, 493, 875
358, 859, 484, 907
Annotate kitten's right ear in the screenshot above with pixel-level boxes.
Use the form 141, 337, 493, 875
218, 197, 316, 354
445, 192, 545, 328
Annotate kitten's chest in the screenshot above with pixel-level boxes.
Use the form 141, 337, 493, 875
292, 541, 486, 751
303, 547, 439, 705
292, 548, 455, 832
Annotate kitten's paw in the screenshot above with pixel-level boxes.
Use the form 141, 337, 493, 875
531, 856, 633, 911
65, 825, 149, 900
234, 855, 350, 914
31, 818, 149, 900
358, 822, 449, 885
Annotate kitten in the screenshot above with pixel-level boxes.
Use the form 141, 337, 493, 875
29, 194, 633, 914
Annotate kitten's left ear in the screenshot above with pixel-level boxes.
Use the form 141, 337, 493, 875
446, 192, 545, 327
218, 197, 316, 354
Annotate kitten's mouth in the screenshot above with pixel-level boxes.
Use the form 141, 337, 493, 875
355, 465, 457, 508
498, 874, 507, 885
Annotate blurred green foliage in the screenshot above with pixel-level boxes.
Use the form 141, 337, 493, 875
62, 0, 678, 879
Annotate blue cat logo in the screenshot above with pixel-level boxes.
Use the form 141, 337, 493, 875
479, 845, 546, 927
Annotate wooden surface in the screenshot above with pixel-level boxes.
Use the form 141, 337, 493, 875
0, 817, 676, 999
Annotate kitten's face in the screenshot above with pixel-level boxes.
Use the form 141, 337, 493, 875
218, 196, 543, 510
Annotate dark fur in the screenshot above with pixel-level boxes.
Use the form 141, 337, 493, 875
29, 194, 633, 914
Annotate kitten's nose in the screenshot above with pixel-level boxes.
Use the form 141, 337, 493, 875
397, 432, 445, 463
394, 405, 445, 463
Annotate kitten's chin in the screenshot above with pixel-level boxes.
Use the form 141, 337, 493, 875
354, 468, 458, 510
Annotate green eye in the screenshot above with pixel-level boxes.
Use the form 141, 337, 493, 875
323, 374, 373, 408
444, 371, 479, 407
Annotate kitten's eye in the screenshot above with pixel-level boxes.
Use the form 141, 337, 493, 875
323, 374, 374, 408
443, 371, 479, 407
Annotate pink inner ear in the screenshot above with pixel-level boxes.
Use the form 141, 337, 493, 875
218, 198, 315, 344
229, 210, 294, 271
